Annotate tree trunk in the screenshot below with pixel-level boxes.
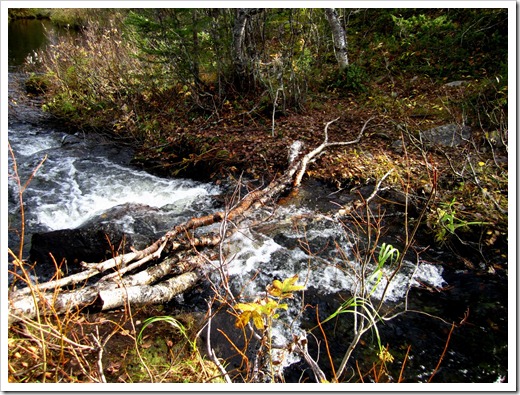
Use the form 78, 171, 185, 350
324, 8, 349, 70
8, 272, 201, 325
191, 9, 201, 86
232, 8, 262, 91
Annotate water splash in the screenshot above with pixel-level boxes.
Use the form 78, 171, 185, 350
32, 157, 218, 230
8, 126, 221, 232
223, 208, 445, 302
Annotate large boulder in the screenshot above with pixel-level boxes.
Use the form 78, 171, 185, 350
29, 203, 160, 277
30, 223, 129, 269
420, 123, 472, 147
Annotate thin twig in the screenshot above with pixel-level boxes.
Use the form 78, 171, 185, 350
271, 86, 284, 137
315, 305, 337, 382
428, 322, 456, 383
90, 327, 107, 383
293, 334, 328, 383
206, 301, 232, 383
398, 345, 412, 382
366, 168, 395, 204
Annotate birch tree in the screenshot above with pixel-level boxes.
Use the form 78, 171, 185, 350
232, 8, 263, 90
324, 8, 349, 70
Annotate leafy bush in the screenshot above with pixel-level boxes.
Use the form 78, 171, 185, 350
466, 77, 508, 138
24, 73, 49, 94
39, 17, 170, 140
326, 63, 368, 95
429, 198, 490, 244
388, 10, 508, 79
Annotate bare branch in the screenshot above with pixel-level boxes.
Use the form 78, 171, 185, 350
293, 117, 373, 187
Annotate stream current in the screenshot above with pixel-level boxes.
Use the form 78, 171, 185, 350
5, 19, 509, 384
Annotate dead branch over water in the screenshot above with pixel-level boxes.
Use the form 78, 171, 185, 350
8, 118, 370, 325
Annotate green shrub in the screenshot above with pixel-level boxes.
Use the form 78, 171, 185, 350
326, 63, 368, 95
38, 17, 163, 139
24, 73, 49, 94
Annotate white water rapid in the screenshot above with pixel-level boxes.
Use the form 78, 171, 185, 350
7, 124, 221, 234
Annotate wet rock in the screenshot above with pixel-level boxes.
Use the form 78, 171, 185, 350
29, 203, 160, 274
420, 123, 472, 147
391, 139, 405, 153
60, 133, 83, 146
198, 306, 262, 374
30, 223, 127, 270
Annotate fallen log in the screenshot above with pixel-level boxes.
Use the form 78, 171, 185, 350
8, 272, 201, 325
8, 117, 372, 325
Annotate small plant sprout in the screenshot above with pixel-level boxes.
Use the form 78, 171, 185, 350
377, 243, 400, 267
368, 243, 400, 297
233, 275, 304, 330
378, 345, 395, 364
434, 198, 490, 244
231, 275, 305, 381
138, 316, 197, 352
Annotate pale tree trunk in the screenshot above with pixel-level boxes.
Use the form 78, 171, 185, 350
324, 8, 349, 70
232, 8, 262, 90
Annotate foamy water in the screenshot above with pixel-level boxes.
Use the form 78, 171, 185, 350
222, 208, 445, 302
213, 207, 447, 370
8, 125, 221, 233
31, 157, 218, 230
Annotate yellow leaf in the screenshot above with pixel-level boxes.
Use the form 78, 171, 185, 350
280, 275, 305, 293
252, 313, 265, 330
234, 303, 257, 312
261, 299, 279, 315
268, 275, 304, 298
235, 311, 251, 328
378, 348, 394, 363
266, 284, 283, 297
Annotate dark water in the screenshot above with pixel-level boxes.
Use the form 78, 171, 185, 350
8, 19, 53, 70
6, 18, 510, 385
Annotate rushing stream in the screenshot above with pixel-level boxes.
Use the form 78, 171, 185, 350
7, 114, 221, 258
6, 19, 509, 384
